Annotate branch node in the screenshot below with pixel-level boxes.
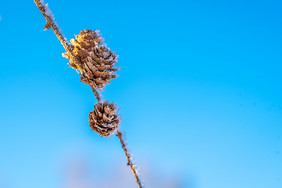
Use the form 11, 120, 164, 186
44, 23, 51, 30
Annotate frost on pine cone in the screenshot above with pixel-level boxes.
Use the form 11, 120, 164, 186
89, 102, 120, 137
63, 29, 119, 90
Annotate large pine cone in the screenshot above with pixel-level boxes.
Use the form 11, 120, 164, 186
63, 29, 119, 90
89, 102, 120, 137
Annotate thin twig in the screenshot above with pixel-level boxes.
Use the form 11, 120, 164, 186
116, 131, 144, 188
90, 85, 101, 102
34, 0, 83, 73
34, 1, 143, 187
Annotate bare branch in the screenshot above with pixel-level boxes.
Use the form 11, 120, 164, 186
34, 0, 83, 74
117, 131, 144, 188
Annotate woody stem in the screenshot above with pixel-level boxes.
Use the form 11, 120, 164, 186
34, 0, 83, 73
90, 85, 101, 102
116, 131, 143, 188
35, 1, 143, 187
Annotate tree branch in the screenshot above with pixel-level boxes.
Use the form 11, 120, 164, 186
34, 0, 83, 74
117, 131, 143, 188
34, 1, 143, 187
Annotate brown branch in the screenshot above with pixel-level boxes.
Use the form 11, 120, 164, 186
90, 85, 102, 102
34, 1, 143, 187
116, 131, 144, 188
34, 0, 83, 74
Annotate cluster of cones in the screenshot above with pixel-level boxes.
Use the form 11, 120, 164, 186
63, 29, 120, 137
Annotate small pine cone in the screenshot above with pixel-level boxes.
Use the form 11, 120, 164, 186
89, 102, 120, 137
63, 29, 119, 90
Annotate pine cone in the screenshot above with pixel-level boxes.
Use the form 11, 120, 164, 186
63, 29, 119, 90
89, 102, 120, 137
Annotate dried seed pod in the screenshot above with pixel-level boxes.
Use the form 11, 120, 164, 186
63, 29, 119, 90
89, 102, 120, 137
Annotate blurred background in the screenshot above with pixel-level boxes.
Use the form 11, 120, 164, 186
0, 0, 282, 187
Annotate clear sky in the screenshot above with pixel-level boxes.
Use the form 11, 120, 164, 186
0, 0, 281, 188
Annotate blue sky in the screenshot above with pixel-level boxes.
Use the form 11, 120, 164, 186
0, 0, 281, 188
